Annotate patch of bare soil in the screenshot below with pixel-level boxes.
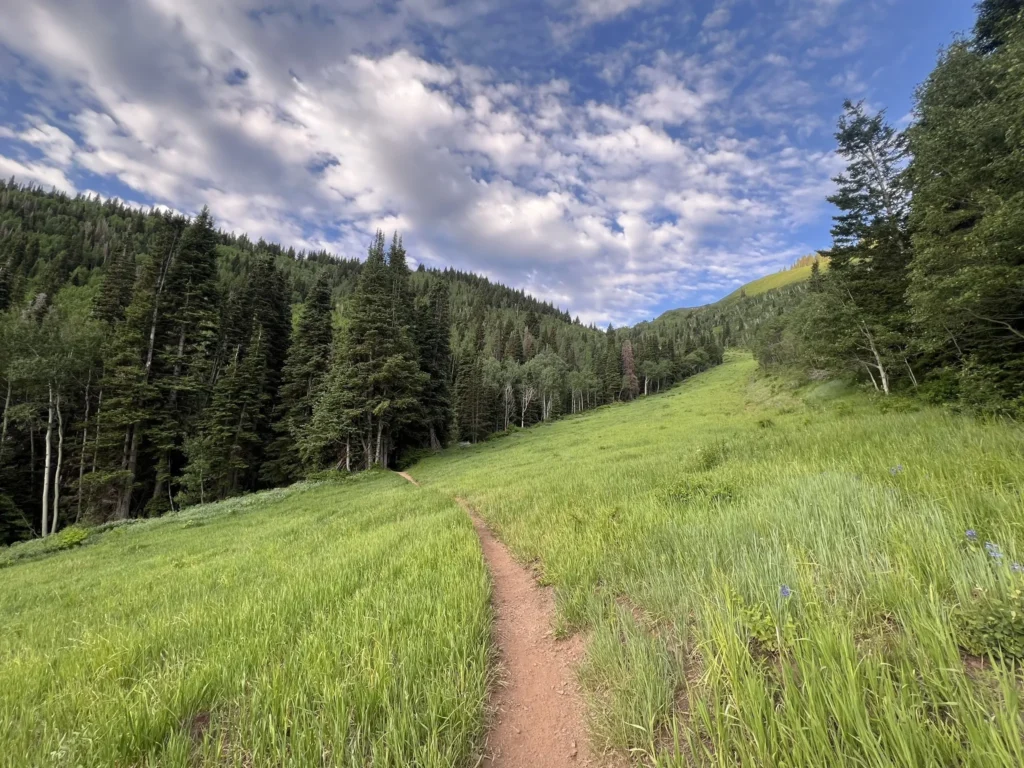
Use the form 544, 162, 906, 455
456, 496, 598, 767
395, 470, 602, 767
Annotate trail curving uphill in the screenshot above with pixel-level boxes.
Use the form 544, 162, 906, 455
396, 471, 597, 767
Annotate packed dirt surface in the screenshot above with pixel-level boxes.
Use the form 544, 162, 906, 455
396, 471, 420, 486
395, 471, 599, 767
456, 497, 597, 767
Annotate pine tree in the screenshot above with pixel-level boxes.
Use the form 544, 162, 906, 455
305, 231, 425, 469
504, 329, 523, 364
414, 280, 453, 450
262, 272, 334, 484
621, 339, 639, 400
179, 326, 268, 504
148, 207, 220, 511
906, 15, 1024, 409
602, 327, 620, 403
94, 236, 137, 325
822, 100, 913, 394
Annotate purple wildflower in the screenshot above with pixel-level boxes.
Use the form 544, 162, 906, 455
985, 541, 1003, 560
780, 585, 792, 599
966, 529, 978, 542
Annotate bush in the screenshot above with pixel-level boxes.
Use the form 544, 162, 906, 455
957, 585, 1024, 659
667, 474, 735, 504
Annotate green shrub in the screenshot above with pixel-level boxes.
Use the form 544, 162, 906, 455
691, 440, 729, 471
957, 585, 1024, 659
667, 474, 735, 504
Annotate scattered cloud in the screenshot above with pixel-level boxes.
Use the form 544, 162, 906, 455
0, 0, 956, 323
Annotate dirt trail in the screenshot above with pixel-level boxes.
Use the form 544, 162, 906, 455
396, 471, 598, 767
396, 470, 420, 486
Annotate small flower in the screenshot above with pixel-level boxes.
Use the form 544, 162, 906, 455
889, 464, 904, 476
780, 584, 792, 599
966, 529, 978, 542
985, 541, 1004, 560
1012, 563, 1023, 574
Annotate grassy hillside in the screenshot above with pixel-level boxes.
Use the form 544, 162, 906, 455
0, 476, 490, 767
718, 258, 826, 303
414, 352, 1024, 766
3, 352, 1023, 766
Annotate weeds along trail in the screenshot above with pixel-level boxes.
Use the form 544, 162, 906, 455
397, 469, 600, 767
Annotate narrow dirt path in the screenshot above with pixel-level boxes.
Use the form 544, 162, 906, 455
396, 470, 420, 486
395, 471, 598, 767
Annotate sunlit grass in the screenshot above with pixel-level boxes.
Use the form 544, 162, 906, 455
413, 351, 1024, 766
0, 474, 490, 767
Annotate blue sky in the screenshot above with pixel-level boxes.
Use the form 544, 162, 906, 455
0, 0, 976, 324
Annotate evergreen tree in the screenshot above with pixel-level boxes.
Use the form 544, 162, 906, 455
179, 326, 268, 504
906, 13, 1024, 409
94, 237, 137, 325
305, 232, 425, 469
504, 328, 523, 364
414, 280, 453, 450
262, 272, 334, 484
602, 327, 620, 403
821, 101, 913, 394
621, 339, 639, 400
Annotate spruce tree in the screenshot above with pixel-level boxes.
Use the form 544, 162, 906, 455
602, 327, 621, 403
262, 272, 334, 484
822, 101, 913, 394
414, 280, 453, 450
94, 237, 136, 325
305, 231, 425, 469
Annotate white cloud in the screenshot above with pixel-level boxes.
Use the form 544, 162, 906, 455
0, 0, 845, 325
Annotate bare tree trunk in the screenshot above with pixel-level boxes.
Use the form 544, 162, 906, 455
345, 436, 351, 472
903, 357, 918, 389
52, 393, 64, 535
861, 325, 890, 395
41, 383, 53, 537
375, 421, 384, 467
865, 364, 880, 392
0, 379, 10, 468
76, 372, 91, 522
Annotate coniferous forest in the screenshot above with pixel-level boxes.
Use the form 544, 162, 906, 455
754, 1, 1024, 414
0, 187, 731, 544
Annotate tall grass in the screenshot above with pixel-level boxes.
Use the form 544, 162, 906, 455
414, 352, 1024, 766
0, 474, 490, 767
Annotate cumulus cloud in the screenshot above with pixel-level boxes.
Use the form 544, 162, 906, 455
0, 0, 860, 324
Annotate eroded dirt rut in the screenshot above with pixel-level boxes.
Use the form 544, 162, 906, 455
396, 471, 597, 767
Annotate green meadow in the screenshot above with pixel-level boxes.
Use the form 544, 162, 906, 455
3, 351, 1024, 766
413, 352, 1024, 767
0, 478, 490, 767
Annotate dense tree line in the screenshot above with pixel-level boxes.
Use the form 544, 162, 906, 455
754, 0, 1024, 415
0, 183, 725, 544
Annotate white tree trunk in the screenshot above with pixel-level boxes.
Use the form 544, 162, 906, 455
0, 379, 10, 467
41, 384, 54, 537
52, 393, 64, 535
862, 324, 890, 395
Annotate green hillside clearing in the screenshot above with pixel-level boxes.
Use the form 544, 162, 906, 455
3, 352, 1023, 766
719, 258, 826, 303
